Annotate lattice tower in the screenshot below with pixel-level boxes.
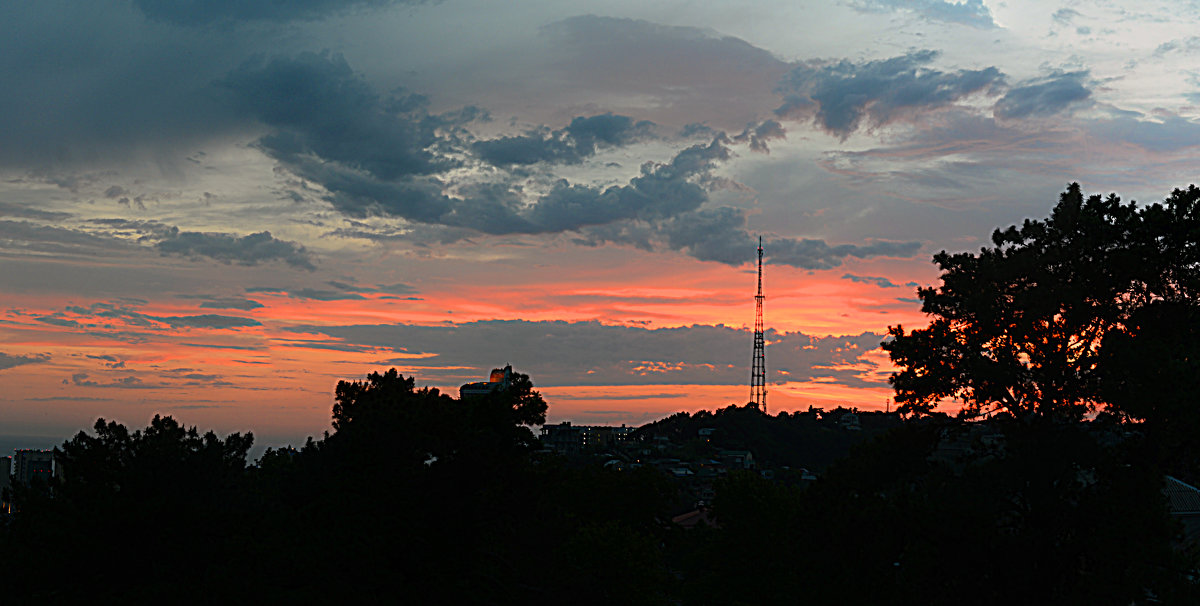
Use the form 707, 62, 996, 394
750, 237, 767, 412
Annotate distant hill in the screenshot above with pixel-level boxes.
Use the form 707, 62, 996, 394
634, 404, 902, 471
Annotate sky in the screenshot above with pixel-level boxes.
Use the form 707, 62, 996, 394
3, 0, 1200, 448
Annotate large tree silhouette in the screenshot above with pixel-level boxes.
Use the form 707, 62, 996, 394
885, 183, 1200, 421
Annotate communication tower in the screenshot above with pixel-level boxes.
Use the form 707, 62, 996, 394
750, 237, 767, 412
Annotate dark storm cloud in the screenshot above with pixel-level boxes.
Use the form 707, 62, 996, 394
285, 319, 889, 388
155, 230, 317, 270
0, 1, 256, 170
282, 90, 728, 236
0, 352, 50, 371
659, 207, 756, 265
853, 0, 996, 28
223, 51, 475, 182
474, 114, 655, 166
222, 51, 501, 227
520, 139, 728, 232
221, 49, 908, 269
776, 50, 1003, 137
132, 0, 413, 26
993, 72, 1092, 119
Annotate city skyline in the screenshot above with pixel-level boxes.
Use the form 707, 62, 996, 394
3, 1, 1200, 447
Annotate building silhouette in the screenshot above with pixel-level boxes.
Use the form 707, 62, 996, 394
460, 364, 513, 398
12, 449, 53, 487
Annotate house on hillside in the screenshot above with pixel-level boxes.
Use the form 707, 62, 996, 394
1165, 475, 1200, 547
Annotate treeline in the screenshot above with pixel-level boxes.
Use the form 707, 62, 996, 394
638, 404, 903, 470
1, 369, 679, 603
1, 371, 1197, 603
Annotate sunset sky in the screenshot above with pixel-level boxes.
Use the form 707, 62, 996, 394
3, 0, 1200, 448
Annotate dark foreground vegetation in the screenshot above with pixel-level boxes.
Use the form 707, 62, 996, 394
3, 183, 1200, 604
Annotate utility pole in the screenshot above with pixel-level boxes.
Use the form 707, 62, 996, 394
750, 237, 767, 413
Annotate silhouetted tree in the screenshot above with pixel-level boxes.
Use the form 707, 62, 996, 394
885, 183, 1200, 421
1, 415, 254, 600
1099, 301, 1200, 477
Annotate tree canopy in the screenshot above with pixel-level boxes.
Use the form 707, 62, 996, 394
884, 183, 1200, 421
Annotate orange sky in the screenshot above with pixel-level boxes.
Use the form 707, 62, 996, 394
0, 249, 937, 447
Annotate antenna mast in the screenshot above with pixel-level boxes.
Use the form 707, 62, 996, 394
750, 236, 767, 412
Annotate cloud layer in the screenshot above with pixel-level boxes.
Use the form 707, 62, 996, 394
287, 319, 889, 389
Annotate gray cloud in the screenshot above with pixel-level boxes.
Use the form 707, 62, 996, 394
519, 139, 728, 233
36, 314, 82, 328
177, 295, 266, 311
80, 218, 317, 270
0, 202, 72, 222
306, 125, 729, 237
0, 220, 137, 258
86, 354, 126, 369
1088, 115, 1200, 152
180, 342, 265, 351
580, 205, 922, 269
474, 113, 655, 166
842, 273, 919, 289
730, 119, 787, 153
271, 338, 384, 353
133, 0, 412, 26
0, 352, 50, 371
285, 319, 890, 389
1154, 37, 1200, 57
539, 16, 792, 132
53, 301, 260, 332
247, 286, 366, 301
326, 281, 418, 295
155, 229, 317, 270
993, 71, 1092, 119
853, 0, 996, 28
157, 314, 262, 329
776, 50, 1003, 137
1052, 8, 1081, 26
768, 237, 923, 270
70, 373, 159, 389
